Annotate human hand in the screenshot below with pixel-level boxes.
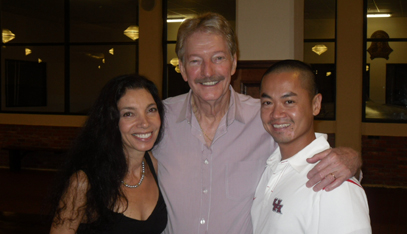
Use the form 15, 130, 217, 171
305, 147, 362, 192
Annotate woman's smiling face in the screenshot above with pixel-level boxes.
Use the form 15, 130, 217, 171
118, 88, 161, 155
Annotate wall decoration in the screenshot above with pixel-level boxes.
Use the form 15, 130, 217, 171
367, 30, 393, 60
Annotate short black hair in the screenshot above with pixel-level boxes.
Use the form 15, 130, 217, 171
260, 60, 318, 99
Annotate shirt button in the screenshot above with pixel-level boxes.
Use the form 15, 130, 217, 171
204, 159, 209, 164
203, 189, 208, 194
200, 219, 206, 224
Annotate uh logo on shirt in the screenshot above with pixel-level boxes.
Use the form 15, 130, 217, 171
272, 198, 283, 214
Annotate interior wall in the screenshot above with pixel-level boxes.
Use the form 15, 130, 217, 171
236, 0, 304, 60
139, 0, 163, 97
335, 0, 363, 151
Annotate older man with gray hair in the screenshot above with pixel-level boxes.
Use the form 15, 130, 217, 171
153, 12, 361, 234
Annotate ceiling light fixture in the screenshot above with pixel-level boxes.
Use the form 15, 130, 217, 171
2, 29, 15, 43
367, 14, 391, 18
170, 57, 180, 73
167, 18, 185, 23
25, 48, 32, 56
312, 44, 328, 55
124, 25, 139, 40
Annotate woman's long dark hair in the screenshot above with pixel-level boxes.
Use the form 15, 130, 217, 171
49, 74, 165, 232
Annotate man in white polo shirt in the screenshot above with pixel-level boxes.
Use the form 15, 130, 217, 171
251, 60, 371, 234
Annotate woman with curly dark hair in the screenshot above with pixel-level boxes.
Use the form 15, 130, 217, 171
49, 74, 167, 234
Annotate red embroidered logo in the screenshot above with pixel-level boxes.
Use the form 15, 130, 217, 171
272, 198, 283, 214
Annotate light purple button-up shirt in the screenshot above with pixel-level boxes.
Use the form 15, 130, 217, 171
153, 87, 277, 234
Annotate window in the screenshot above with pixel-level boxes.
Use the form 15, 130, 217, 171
0, 0, 139, 114
304, 0, 336, 120
363, 0, 407, 122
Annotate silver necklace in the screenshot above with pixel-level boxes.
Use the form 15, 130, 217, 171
121, 160, 145, 188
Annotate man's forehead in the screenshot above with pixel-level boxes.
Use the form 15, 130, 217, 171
262, 71, 300, 86
185, 31, 229, 51
261, 72, 304, 93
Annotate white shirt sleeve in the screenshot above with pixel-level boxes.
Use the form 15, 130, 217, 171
317, 178, 372, 234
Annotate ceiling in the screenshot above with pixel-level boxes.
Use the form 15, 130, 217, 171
1, 0, 406, 26
367, 0, 407, 17
168, 0, 407, 20
167, 0, 235, 21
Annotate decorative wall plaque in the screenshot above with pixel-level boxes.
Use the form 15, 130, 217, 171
367, 30, 393, 60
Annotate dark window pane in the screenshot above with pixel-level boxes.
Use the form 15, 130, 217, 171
70, 0, 138, 43
1, 46, 65, 113
0, 1, 139, 114
312, 64, 336, 120
365, 42, 407, 121
1, 0, 65, 43
304, 0, 336, 39
5, 59, 46, 107
304, 41, 336, 120
69, 45, 137, 114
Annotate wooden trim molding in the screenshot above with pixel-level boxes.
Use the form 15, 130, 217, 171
232, 60, 280, 97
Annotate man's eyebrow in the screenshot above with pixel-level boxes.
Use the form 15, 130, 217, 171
260, 92, 298, 99
260, 93, 271, 99
281, 92, 297, 98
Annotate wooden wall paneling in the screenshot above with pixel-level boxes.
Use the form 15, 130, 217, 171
231, 60, 279, 98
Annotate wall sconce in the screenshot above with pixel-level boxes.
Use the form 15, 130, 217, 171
124, 25, 139, 40
170, 58, 180, 73
2, 29, 15, 43
312, 44, 328, 55
109, 48, 114, 55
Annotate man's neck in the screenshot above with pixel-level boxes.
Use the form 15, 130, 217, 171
279, 132, 316, 160
191, 91, 230, 146
191, 90, 230, 119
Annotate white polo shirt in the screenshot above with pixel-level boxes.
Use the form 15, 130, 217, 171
251, 134, 372, 234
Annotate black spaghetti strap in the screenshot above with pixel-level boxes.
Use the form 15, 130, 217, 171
144, 151, 158, 183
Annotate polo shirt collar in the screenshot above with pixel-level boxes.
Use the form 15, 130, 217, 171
267, 134, 329, 173
176, 86, 245, 125
287, 134, 330, 173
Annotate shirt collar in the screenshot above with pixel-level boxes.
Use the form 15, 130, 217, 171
287, 134, 330, 173
267, 134, 330, 173
176, 86, 245, 125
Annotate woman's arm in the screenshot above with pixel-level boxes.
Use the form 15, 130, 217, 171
50, 170, 88, 234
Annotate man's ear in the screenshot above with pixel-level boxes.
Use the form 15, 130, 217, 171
231, 53, 237, 76
179, 60, 188, 82
312, 93, 322, 116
